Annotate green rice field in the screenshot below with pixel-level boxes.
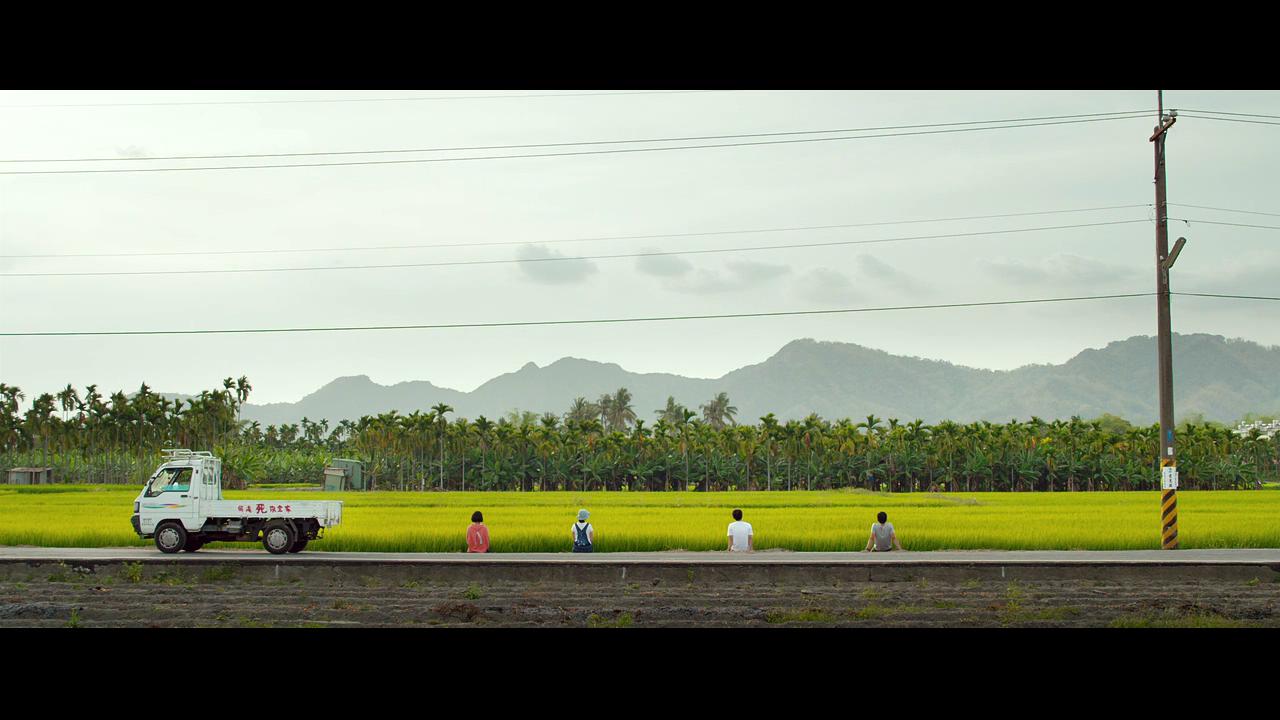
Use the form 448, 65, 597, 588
1, 485, 1277, 552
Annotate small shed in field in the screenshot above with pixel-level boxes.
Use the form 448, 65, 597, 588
322, 459, 364, 491
8, 467, 54, 485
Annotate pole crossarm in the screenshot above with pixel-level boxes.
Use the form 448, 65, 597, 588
1150, 116, 1177, 142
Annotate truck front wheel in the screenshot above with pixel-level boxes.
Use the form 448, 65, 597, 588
155, 521, 187, 554
262, 521, 296, 555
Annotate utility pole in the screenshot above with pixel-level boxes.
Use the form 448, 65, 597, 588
1151, 90, 1181, 550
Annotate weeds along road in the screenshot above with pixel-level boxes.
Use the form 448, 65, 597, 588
1, 548, 1277, 628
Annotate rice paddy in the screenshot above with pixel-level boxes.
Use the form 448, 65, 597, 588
1, 484, 1277, 552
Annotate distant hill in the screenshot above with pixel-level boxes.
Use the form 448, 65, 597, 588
234, 333, 1280, 427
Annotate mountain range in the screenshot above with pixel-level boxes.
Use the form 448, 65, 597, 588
226, 333, 1280, 427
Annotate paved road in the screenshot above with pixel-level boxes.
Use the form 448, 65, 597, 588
3, 546, 1278, 565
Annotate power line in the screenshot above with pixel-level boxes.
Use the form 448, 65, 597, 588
1174, 108, 1280, 120
0, 115, 1156, 177
1170, 218, 1280, 231
0, 293, 1156, 337
0, 110, 1155, 164
0, 90, 721, 109
0, 291, 1266, 338
0, 204, 1153, 260
0, 219, 1152, 278
1174, 292, 1280, 301
1177, 114, 1280, 127
1167, 203, 1280, 219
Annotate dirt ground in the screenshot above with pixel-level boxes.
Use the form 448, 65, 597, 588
2, 565, 1277, 627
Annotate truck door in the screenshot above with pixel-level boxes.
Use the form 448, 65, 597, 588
193, 459, 223, 521
210, 459, 223, 501
190, 463, 205, 526
140, 464, 199, 532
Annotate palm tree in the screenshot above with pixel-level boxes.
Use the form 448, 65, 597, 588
596, 393, 615, 431
651, 418, 673, 490
700, 392, 738, 430
235, 376, 252, 421
431, 403, 453, 489
503, 409, 539, 428
565, 397, 600, 424
655, 396, 688, 424
24, 393, 57, 467
800, 414, 824, 491
758, 413, 780, 491
451, 418, 473, 491
0, 384, 26, 457
858, 414, 883, 481
734, 425, 758, 490
676, 409, 697, 490
602, 388, 636, 432
692, 421, 719, 491
473, 415, 494, 489
57, 384, 79, 423
222, 377, 236, 415
492, 423, 516, 489
536, 414, 561, 489
780, 421, 802, 491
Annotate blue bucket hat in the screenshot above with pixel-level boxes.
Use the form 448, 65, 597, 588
577, 509, 590, 522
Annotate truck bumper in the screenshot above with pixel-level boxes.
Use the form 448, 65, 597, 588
130, 514, 142, 537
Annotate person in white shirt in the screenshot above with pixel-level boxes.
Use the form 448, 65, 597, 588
864, 511, 904, 552
726, 508, 753, 552
572, 508, 595, 553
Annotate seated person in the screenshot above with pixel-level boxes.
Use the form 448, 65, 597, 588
865, 511, 904, 552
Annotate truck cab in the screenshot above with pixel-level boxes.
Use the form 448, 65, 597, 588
133, 449, 342, 554
132, 450, 221, 541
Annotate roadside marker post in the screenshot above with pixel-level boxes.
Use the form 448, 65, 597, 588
1161, 459, 1178, 549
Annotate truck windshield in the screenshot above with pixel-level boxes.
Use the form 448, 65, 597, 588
146, 467, 192, 497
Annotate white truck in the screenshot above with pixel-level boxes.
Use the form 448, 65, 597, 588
131, 449, 343, 555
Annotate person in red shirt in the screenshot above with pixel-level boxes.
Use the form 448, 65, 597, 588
467, 511, 490, 553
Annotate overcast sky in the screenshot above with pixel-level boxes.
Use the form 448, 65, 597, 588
1, 89, 1277, 406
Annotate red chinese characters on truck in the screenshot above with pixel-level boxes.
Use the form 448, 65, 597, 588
236, 504, 293, 513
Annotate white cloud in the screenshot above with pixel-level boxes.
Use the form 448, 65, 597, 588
795, 268, 864, 305
664, 260, 790, 294
981, 253, 1142, 290
514, 244, 598, 285
855, 254, 925, 293
635, 251, 693, 277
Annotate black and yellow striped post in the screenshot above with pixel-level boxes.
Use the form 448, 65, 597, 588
1160, 459, 1178, 550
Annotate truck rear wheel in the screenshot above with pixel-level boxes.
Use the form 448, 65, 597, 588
262, 521, 296, 555
155, 521, 187, 554
288, 538, 308, 553
183, 535, 204, 552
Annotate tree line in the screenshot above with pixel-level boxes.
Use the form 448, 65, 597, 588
2, 379, 1277, 492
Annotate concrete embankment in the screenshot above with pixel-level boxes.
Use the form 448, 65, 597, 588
2, 547, 1277, 585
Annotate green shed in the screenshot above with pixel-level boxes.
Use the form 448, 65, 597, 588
322, 459, 364, 491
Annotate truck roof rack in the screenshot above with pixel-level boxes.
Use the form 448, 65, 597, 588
162, 449, 214, 459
